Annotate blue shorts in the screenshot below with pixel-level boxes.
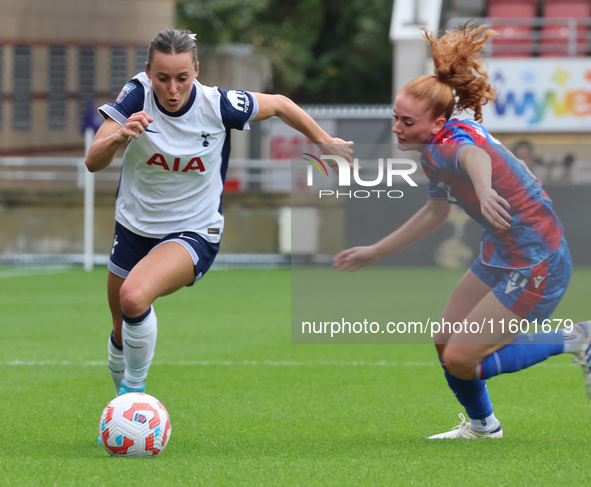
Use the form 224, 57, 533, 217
108, 222, 219, 285
470, 237, 572, 321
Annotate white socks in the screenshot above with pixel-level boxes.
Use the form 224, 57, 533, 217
471, 412, 498, 432
562, 323, 588, 353
107, 335, 125, 395
121, 306, 158, 390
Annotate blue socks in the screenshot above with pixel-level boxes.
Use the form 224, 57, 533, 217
441, 326, 586, 424
443, 369, 494, 420
476, 330, 565, 380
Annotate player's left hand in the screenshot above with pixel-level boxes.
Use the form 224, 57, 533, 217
318, 138, 354, 172
333, 245, 382, 272
478, 188, 511, 231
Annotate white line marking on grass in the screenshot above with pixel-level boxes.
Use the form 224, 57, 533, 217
0, 359, 436, 367
0, 359, 578, 368
1, 360, 106, 366
0, 266, 70, 279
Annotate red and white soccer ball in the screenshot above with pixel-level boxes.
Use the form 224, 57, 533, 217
99, 392, 171, 457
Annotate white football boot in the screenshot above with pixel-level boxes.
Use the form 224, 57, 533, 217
571, 321, 591, 398
428, 413, 503, 439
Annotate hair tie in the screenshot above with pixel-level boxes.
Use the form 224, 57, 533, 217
188, 33, 197, 41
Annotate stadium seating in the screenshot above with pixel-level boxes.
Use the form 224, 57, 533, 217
539, 0, 590, 56
488, 0, 538, 57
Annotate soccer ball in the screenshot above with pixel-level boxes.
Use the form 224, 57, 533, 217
99, 392, 171, 457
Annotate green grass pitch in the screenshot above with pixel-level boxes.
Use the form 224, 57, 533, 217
1, 265, 590, 486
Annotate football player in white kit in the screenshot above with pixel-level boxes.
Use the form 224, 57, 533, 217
86, 28, 353, 397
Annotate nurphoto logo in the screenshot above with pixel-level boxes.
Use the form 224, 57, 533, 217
303, 153, 418, 199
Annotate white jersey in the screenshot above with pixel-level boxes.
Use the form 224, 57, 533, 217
99, 72, 258, 243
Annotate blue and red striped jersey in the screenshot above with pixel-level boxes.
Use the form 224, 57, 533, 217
421, 119, 563, 269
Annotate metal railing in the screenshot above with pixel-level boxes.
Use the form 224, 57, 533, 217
0, 157, 299, 269
0, 157, 297, 193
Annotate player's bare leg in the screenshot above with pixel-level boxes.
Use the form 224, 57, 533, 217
430, 269, 505, 438
441, 291, 521, 380
430, 269, 588, 438
110, 241, 195, 395
434, 269, 492, 355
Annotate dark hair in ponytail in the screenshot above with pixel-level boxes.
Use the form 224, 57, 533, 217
147, 28, 198, 67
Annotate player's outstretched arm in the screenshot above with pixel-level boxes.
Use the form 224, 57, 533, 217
333, 198, 451, 272
252, 93, 353, 169
85, 111, 154, 173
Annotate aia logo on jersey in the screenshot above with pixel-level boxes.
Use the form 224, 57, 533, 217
146, 153, 205, 173
227, 90, 250, 113
116, 82, 136, 104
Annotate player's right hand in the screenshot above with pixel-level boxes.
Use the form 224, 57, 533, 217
119, 111, 154, 142
333, 245, 382, 272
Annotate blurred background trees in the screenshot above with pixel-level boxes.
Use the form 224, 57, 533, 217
177, 0, 393, 104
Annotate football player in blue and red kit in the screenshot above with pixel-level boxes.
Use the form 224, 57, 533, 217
333, 22, 591, 438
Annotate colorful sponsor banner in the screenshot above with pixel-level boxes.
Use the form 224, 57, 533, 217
480, 58, 591, 132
